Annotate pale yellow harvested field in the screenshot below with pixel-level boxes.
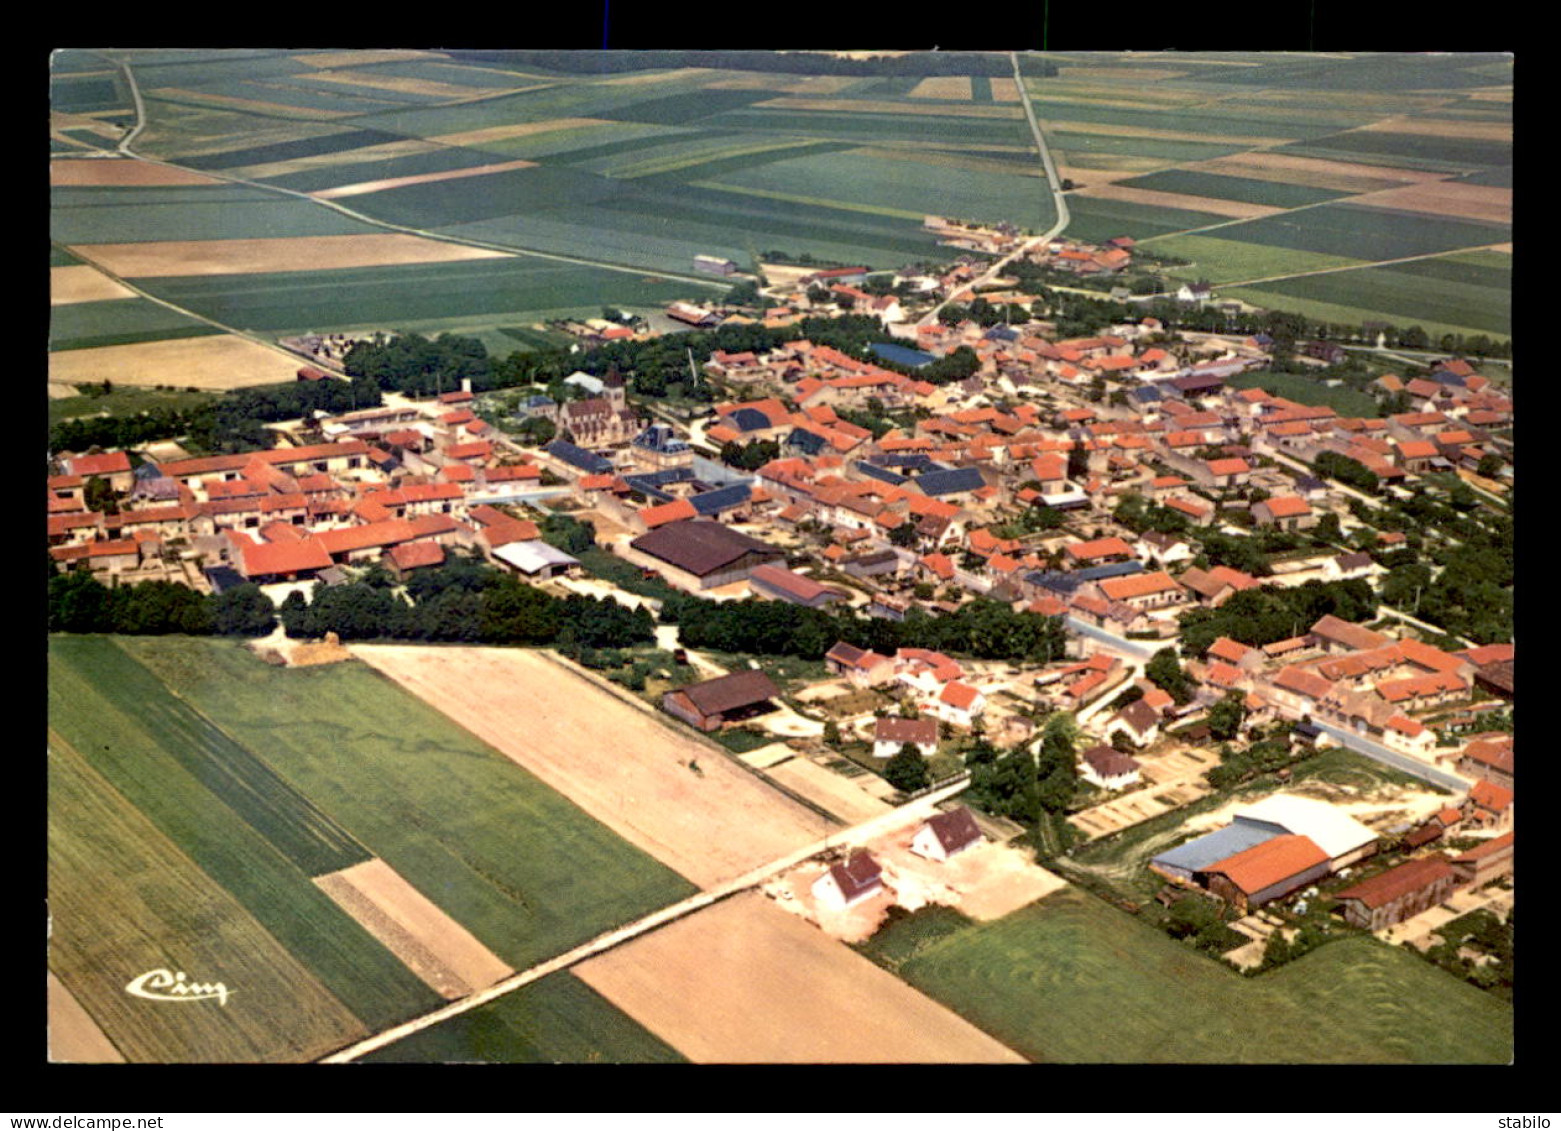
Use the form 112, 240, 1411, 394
70, 233, 510, 278
1489, 243, 1513, 253
48, 972, 124, 1064
1059, 66, 1190, 81
1468, 90, 1513, 102
221, 139, 444, 181
312, 159, 537, 200
764, 758, 893, 825
1359, 116, 1513, 142
574, 892, 1028, 1063
148, 88, 351, 119
350, 645, 832, 890
989, 77, 1020, 102
49, 335, 303, 390
302, 70, 499, 100
314, 859, 513, 1001
1074, 181, 1283, 219
1347, 180, 1512, 225
51, 112, 119, 138
50, 159, 226, 187
51, 265, 137, 305
907, 75, 972, 100
426, 118, 612, 147
756, 96, 1022, 120
1199, 151, 1447, 191
48, 382, 80, 399
296, 50, 438, 68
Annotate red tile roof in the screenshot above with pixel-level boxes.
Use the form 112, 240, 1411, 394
1333, 855, 1454, 909
1201, 834, 1329, 894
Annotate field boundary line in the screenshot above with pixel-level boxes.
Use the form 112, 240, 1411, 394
1210, 241, 1513, 289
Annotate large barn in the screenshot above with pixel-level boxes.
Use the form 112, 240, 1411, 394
661, 669, 782, 732
630, 520, 784, 590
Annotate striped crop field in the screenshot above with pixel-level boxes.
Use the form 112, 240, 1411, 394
1140, 234, 1369, 286
49, 297, 223, 353
1114, 169, 1355, 209
51, 184, 383, 245
360, 972, 687, 1064
859, 889, 1512, 1063
114, 636, 698, 971
1180, 203, 1510, 262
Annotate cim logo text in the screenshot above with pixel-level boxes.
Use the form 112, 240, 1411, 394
125, 968, 232, 1006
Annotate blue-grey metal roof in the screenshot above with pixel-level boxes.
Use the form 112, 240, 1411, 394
632, 423, 689, 453
203, 565, 247, 594
1150, 823, 1284, 875
546, 440, 613, 474
786, 428, 827, 456
729, 407, 774, 433
869, 342, 936, 368
1128, 385, 1163, 403
982, 324, 1020, 342
1293, 475, 1327, 493
624, 467, 694, 502
870, 453, 941, 473
689, 482, 751, 515
855, 461, 907, 486
1027, 560, 1144, 595
915, 466, 986, 497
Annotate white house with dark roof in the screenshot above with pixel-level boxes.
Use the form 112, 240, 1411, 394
873, 715, 939, 759
1080, 744, 1142, 791
812, 850, 885, 909
911, 807, 983, 862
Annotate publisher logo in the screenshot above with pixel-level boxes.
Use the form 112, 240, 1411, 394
125, 968, 232, 1006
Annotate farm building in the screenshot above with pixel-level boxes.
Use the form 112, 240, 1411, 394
748, 564, 849, 608
1233, 794, 1379, 870
661, 669, 781, 733
873, 716, 938, 760
1195, 834, 1332, 914
911, 807, 983, 862
825, 641, 896, 688
811, 850, 884, 909
492, 540, 580, 579
1150, 822, 1286, 885
693, 254, 738, 276
1450, 831, 1514, 888
629, 520, 783, 590
1331, 855, 1461, 932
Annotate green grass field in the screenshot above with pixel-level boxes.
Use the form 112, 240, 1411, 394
866, 888, 1512, 1063
50, 298, 223, 353
114, 636, 699, 971
1224, 284, 1508, 344
1061, 195, 1231, 242
47, 384, 217, 428
1223, 370, 1382, 416
1117, 168, 1354, 209
137, 257, 712, 336
47, 738, 370, 1063
1248, 259, 1511, 337
1191, 203, 1510, 262
48, 636, 443, 1034
50, 185, 383, 245
360, 972, 688, 1063
1144, 233, 1367, 285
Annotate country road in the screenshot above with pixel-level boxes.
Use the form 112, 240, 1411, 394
917, 54, 1069, 329
318, 778, 972, 1063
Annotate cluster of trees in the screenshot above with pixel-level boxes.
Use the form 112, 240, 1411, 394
1205, 734, 1304, 789
276, 551, 655, 650
939, 296, 1034, 329
963, 712, 1078, 831
1145, 648, 1194, 706
444, 49, 1057, 78
48, 570, 277, 637
1178, 578, 1377, 658
1164, 895, 1246, 957
1313, 451, 1381, 495
342, 332, 492, 399
1418, 908, 1513, 999
1112, 492, 1192, 537
662, 594, 1068, 666
719, 439, 780, 471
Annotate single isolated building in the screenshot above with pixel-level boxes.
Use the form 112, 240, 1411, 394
812, 850, 885, 909
911, 807, 984, 862
661, 669, 781, 732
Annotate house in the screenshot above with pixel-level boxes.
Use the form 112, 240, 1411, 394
1458, 736, 1514, 790
1449, 831, 1513, 888
1253, 495, 1315, 531
1196, 834, 1332, 914
1096, 570, 1185, 612
1331, 855, 1461, 931
1309, 615, 1389, 655
928, 681, 986, 729
661, 669, 782, 732
1080, 744, 1142, 791
873, 715, 939, 760
811, 850, 884, 909
1106, 699, 1161, 748
1462, 780, 1514, 830
911, 808, 983, 862
824, 641, 896, 688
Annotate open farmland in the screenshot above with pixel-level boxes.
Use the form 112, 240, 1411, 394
50, 158, 227, 187
115, 636, 698, 973
47, 333, 307, 390
350, 644, 834, 889
135, 258, 709, 337
47, 739, 371, 1063
51, 265, 139, 305
49, 297, 222, 353
69, 233, 512, 278
573, 891, 1028, 1063
51, 184, 384, 244
361, 973, 687, 1064
1231, 259, 1511, 338
863, 888, 1511, 1064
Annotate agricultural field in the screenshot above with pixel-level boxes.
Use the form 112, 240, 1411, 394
361, 973, 688, 1064
114, 636, 698, 971
862, 888, 1512, 1064
50, 184, 384, 245
1146, 233, 1368, 286
46, 334, 308, 391
1236, 257, 1511, 337
47, 385, 217, 429
49, 298, 221, 353
1114, 169, 1354, 209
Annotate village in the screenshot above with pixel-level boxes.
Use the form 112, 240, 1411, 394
48, 224, 1514, 988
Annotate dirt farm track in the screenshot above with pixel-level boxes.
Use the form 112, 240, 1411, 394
351, 645, 833, 890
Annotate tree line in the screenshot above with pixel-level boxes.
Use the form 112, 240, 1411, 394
48, 570, 277, 636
